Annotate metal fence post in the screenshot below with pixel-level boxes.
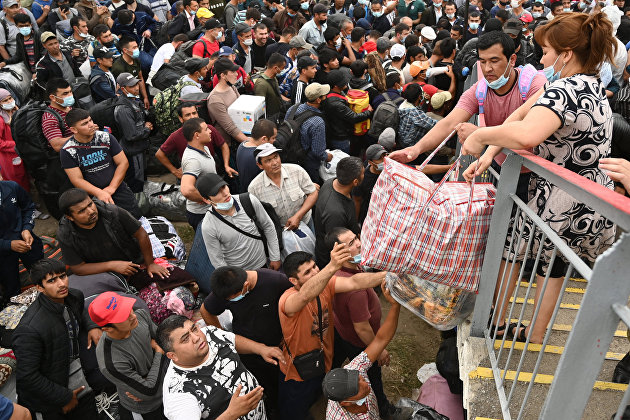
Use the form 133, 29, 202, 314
539, 233, 630, 419
470, 152, 523, 337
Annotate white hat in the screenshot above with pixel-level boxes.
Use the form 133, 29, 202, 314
421, 26, 437, 41
255, 143, 282, 163
390, 43, 406, 59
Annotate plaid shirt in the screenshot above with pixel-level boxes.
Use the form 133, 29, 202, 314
279, 65, 299, 97
397, 101, 437, 148
248, 164, 317, 226
326, 352, 379, 420
290, 103, 328, 162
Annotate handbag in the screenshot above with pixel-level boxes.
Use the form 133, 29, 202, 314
68, 358, 92, 399
284, 297, 326, 381
361, 134, 496, 292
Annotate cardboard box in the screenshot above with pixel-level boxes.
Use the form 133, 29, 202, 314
227, 95, 266, 135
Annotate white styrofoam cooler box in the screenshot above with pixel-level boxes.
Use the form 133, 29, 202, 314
227, 95, 266, 135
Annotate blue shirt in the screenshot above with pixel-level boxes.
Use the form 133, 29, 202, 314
31, 0, 53, 19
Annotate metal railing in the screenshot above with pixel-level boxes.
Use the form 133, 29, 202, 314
468, 149, 630, 420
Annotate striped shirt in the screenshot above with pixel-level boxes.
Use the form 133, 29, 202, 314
41, 106, 71, 145
290, 79, 308, 105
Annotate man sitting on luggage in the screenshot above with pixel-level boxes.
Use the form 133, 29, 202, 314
56, 188, 173, 294
60, 108, 141, 217
196, 172, 281, 271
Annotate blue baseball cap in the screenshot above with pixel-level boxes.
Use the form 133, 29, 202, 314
219, 46, 234, 57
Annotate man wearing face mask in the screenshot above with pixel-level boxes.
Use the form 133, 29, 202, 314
298, 3, 328, 47
464, 10, 482, 42
352, 144, 387, 224
233, 22, 254, 73
167, 0, 199, 37
36, 31, 82, 90
273, 0, 306, 38
112, 72, 152, 193
0, 13, 43, 72
509, 0, 532, 19
254, 53, 286, 122
420, 0, 443, 27
60, 17, 94, 67
490, 0, 510, 18
88, 24, 121, 64
196, 172, 282, 270
111, 0, 157, 21
111, 36, 150, 109
200, 265, 292, 420
180, 57, 210, 96
390, 31, 546, 191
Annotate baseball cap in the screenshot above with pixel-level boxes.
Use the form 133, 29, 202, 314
376, 36, 391, 53
213, 57, 240, 75
88, 291, 135, 327
289, 35, 313, 50
313, 3, 328, 14
254, 143, 282, 163
297, 56, 317, 70
420, 26, 436, 41
235, 22, 252, 35
378, 127, 396, 151
184, 57, 210, 73
93, 46, 115, 59
196, 173, 228, 198
41, 31, 57, 43
304, 82, 330, 101
116, 72, 140, 87
3, 0, 18, 7
390, 43, 406, 59
430, 91, 452, 109
219, 46, 234, 57
322, 368, 359, 402
366, 144, 387, 161
420, 83, 439, 99
327, 69, 350, 88
519, 13, 533, 23
204, 17, 223, 30
197, 7, 214, 18
503, 18, 523, 36
409, 60, 430, 77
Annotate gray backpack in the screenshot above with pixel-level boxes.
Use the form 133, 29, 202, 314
368, 92, 404, 138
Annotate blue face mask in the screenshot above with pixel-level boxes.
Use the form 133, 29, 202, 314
190, 8, 197, 14
469, 22, 479, 30
214, 196, 234, 210
532, 11, 541, 17
376, 162, 384, 171
542, 55, 565, 82
372, 10, 383, 17
301, 2, 309, 9
287, 11, 296, 16
229, 289, 249, 302
125, 90, 140, 99
131, 48, 140, 58
56, 95, 75, 107
19, 27, 32, 36
485, 61, 510, 90
352, 254, 362, 264
562, 7, 571, 11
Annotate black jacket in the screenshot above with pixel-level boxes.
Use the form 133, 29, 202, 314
420, 6, 440, 27
167, 11, 198, 37
3, 32, 44, 70
57, 200, 142, 265
12, 288, 95, 413
35, 50, 82, 90
321, 92, 372, 142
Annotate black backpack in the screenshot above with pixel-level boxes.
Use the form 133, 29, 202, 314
368, 92, 404, 138
274, 106, 319, 166
10, 102, 65, 181
90, 96, 124, 139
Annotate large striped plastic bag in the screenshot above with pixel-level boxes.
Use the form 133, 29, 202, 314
361, 158, 496, 292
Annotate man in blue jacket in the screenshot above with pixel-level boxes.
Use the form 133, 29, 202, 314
0, 176, 44, 301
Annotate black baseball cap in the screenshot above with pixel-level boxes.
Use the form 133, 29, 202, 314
213, 57, 240, 75
204, 18, 224, 30
327, 69, 350, 88
322, 368, 359, 402
297, 56, 317, 70
93, 46, 115, 59
196, 173, 228, 198
184, 57, 210, 73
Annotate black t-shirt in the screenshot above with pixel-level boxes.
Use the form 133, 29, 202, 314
60, 210, 143, 265
203, 269, 292, 347
251, 38, 276, 68
352, 165, 380, 224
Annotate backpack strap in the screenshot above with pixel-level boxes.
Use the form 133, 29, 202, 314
382, 92, 391, 102
327, 92, 347, 101
517, 64, 539, 102
42, 106, 68, 137
193, 39, 209, 57
237, 192, 269, 257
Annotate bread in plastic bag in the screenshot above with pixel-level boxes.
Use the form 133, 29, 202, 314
386, 272, 476, 330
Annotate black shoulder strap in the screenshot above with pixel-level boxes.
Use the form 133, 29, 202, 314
316, 296, 323, 343
239, 192, 271, 257
209, 206, 263, 241
293, 109, 319, 124
43, 106, 67, 133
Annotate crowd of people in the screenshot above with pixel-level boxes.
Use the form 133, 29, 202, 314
1, 0, 630, 417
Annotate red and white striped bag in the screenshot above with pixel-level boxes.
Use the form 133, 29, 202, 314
361, 150, 496, 292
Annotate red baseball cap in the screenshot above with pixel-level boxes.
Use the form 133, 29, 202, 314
520, 14, 533, 23
89, 292, 135, 326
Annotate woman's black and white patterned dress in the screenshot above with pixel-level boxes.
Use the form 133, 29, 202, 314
506, 73, 617, 273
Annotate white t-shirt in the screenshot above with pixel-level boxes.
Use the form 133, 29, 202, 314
150, 42, 176, 73
162, 326, 266, 420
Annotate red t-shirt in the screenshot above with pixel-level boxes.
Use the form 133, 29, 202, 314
159, 124, 226, 159
333, 267, 382, 348
192, 37, 220, 58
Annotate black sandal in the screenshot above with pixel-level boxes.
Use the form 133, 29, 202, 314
508, 323, 528, 342
489, 323, 507, 338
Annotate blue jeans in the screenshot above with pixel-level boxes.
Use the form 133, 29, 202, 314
184, 223, 215, 294
329, 139, 350, 154
278, 371, 324, 420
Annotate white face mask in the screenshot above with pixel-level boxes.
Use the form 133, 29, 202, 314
510, 0, 519, 7
335, 37, 342, 47
1, 100, 15, 110
244, 38, 253, 46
